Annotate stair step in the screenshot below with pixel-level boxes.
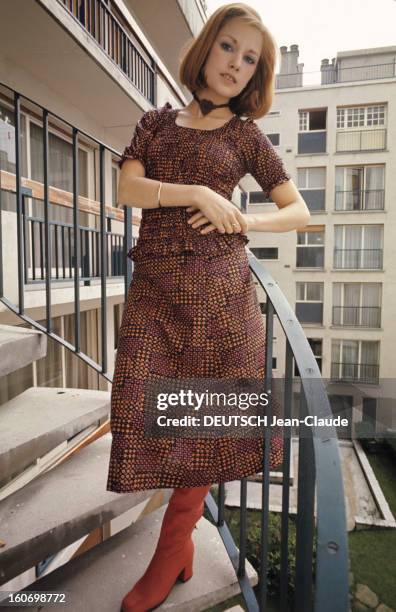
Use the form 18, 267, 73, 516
0, 386, 110, 487
0, 433, 172, 586
10, 504, 257, 611
0, 324, 47, 377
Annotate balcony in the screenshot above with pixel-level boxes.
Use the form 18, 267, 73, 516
335, 189, 385, 212
336, 129, 386, 152
333, 248, 383, 270
332, 306, 381, 328
330, 362, 380, 385
59, 0, 156, 104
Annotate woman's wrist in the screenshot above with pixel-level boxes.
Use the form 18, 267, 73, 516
191, 185, 209, 209
244, 213, 258, 232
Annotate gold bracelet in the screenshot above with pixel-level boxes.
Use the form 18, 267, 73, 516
157, 181, 163, 208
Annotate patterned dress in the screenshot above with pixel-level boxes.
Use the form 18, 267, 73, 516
106, 102, 291, 492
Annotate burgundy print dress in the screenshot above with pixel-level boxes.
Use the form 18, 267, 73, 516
106, 102, 291, 493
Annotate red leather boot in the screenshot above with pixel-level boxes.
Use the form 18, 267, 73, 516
121, 484, 212, 612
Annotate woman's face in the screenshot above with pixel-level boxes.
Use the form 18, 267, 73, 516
201, 17, 262, 105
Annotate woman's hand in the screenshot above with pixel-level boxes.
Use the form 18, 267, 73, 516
187, 187, 249, 235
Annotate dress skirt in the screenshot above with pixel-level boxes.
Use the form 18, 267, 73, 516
106, 208, 283, 493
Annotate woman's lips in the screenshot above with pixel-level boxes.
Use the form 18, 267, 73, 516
221, 73, 235, 84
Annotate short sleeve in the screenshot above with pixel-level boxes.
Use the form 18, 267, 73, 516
117, 108, 159, 170
243, 120, 292, 199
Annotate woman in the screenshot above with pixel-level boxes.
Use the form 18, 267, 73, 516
107, 3, 310, 610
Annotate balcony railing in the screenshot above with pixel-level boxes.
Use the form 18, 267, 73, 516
333, 248, 383, 269
331, 362, 380, 385
0, 81, 349, 612
336, 128, 386, 152
59, 0, 156, 104
22, 198, 134, 284
332, 306, 381, 328
335, 189, 385, 212
276, 61, 396, 88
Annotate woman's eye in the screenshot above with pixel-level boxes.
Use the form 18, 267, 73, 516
220, 42, 256, 65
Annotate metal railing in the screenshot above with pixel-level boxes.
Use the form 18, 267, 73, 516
59, 0, 156, 104
333, 248, 383, 270
332, 306, 381, 328
331, 362, 380, 385
0, 81, 349, 611
276, 61, 396, 88
22, 197, 135, 283
336, 128, 386, 152
335, 189, 385, 212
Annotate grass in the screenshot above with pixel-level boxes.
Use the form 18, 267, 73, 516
348, 445, 396, 609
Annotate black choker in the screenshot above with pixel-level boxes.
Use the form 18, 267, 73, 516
193, 91, 230, 116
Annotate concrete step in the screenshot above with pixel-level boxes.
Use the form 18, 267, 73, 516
0, 324, 47, 377
9, 503, 258, 612
0, 386, 110, 487
0, 433, 173, 586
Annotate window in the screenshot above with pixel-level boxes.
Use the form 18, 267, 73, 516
362, 397, 377, 431
299, 109, 327, 131
335, 166, 385, 211
333, 283, 381, 327
251, 247, 278, 260
112, 165, 118, 207
309, 338, 323, 372
294, 338, 322, 375
331, 339, 380, 384
297, 167, 326, 190
249, 191, 270, 204
267, 133, 280, 146
296, 282, 324, 324
334, 225, 383, 269
296, 228, 324, 268
30, 122, 88, 197
337, 105, 386, 129
297, 167, 326, 212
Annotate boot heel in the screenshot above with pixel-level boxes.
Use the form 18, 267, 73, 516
178, 559, 193, 583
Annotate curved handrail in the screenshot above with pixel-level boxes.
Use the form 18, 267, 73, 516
247, 250, 349, 611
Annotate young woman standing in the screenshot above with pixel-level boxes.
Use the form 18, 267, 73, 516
106, 3, 310, 610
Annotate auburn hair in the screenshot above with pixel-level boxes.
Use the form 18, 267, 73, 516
178, 2, 279, 120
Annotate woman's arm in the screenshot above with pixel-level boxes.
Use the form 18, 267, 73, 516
187, 180, 309, 236
245, 179, 311, 233
117, 159, 202, 209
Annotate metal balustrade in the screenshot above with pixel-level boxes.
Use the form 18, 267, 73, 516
332, 305, 381, 328
330, 362, 380, 385
0, 81, 349, 612
59, 0, 156, 104
334, 189, 385, 211
333, 248, 383, 270
22, 200, 134, 283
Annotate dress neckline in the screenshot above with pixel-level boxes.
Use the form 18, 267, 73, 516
173, 108, 238, 133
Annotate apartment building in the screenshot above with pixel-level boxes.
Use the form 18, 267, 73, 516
245, 44, 396, 436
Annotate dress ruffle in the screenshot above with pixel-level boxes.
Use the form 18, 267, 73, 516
128, 232, 249, 262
